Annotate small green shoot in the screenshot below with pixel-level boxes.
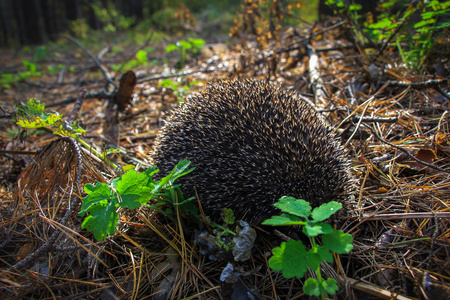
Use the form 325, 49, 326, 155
12, 98, 121, 169
79, 160, 195, 241
1, 60, 42, 89
158, 79, 202, 103
263, 196, 353, 298
166, 38, 205, 69
197, 208, 256, 262
326, 0, 450, 73
111, 48, 153, 71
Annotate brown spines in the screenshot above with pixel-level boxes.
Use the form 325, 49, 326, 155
152, 79, 354, 223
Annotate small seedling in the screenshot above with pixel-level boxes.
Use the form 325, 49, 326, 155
166, 38, 205, 69
12, 98, 118, 169
112, 48, 153, 72
158, 79, 202, 103
1, 60, 42, 89
262, 196, 353, 298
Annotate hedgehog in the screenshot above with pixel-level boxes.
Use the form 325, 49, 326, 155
152, 79, 354, 223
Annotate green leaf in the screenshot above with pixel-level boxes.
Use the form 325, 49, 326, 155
323, 278, 339, 295
169, 159, 195, 184
268, 240, 308, 278
368, 19, 392, 29
303, 222, 332, 236
143, 165, 159, 179
14, 98, 62, 129
19, 98, 44, 114
79, 182, 114, 216
261, 213, 303, 226
165, 44, 178, 53
136, 50, 148, 64
81, 200, 119, 241
414, 19, 435, 28
349, 4, 362, 11
273, 196, 311, 219
317, 245, 334, 263
303, 278, 321, 296
311, 201, 342, 222
159, 79, 177, 88
115, 169, 152, 209
322, 230, 354, 254
188, 38, 205, 48
22, 60, 36, 74
306, 251, 322, 270
222, 208, 235, 224
178, 41, 192, 49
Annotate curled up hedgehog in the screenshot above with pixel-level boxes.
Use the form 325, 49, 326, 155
152, 79, 354, 224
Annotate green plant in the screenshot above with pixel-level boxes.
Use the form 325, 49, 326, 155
33, 45, 48, 62
12, 98, 118, 170
68, 19, 90, 39
90, 0, 135, 32
1, 60, 42, 89
158, 79, 202, 103
262, 196, 354, 298
47, 64, 65, 75
374, 0, 450, 73
111, 48, 153, 71
79, 160, 196, 241
165, 38, 205, 69
326, 0, 450, 73
197, 207, 257, 263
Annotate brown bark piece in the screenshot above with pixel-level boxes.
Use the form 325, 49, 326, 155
114, 70, 137, 111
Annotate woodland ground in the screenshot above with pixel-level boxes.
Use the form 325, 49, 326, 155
0, 3, 449, 300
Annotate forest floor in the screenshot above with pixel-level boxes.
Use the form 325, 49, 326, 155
0, 6, 450, 300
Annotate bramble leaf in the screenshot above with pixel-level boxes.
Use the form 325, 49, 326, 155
80, 200, 119, 241
323, 230, 354, 254
115, 169, 152, 209
79, 182, 113, 216
268, 240, 308, 278
311, 201, 342, 222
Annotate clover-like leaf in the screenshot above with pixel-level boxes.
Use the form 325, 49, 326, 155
261, 213, 303, 226
322, 278, 339, 295
303, 278, 321, 296
311, 201, 342, 222
274, 196, 311, 219
268, 240, 308, 278
322, 230, 354, 254
316, 245, 334, 263
303, 222, 333, 236
306, 251, 322, 270
165, 44, 178, 53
